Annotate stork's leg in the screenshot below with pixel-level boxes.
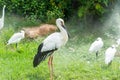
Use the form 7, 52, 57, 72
48, 55, 54, 80
48, 57, 51, 72
51, 56, 54, 75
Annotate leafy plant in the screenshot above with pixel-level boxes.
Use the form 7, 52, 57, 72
0, 0, 118, 25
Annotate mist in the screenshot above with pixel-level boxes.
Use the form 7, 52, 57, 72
103, 1, 120, 39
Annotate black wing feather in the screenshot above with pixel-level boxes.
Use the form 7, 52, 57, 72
33, 43, 57, 67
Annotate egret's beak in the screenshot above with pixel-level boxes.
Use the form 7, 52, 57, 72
62, 25, 70, 38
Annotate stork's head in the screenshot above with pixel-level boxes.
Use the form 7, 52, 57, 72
56, 18, 65, 28
56, 18, 70, 38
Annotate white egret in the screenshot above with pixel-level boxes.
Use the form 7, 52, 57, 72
0, 5, 6, 30
7, 30, 25, 48
33, 18, 69, 80
105, 45, 116, 66
89, 37, 104, 57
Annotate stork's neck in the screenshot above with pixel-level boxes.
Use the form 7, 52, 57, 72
57, 24, 68, 40
2, 6, 5, 20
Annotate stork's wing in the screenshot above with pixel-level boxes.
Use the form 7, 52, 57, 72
41, 32, 62, 52
33, 43, 57, 67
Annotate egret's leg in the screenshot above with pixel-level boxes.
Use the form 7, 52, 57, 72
96, 51, 98, 57
108, 61, 112, 67
16, 43, 18, 49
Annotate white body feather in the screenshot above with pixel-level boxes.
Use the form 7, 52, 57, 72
0, 5, 5, 30
105, 45, 116, 65
0, 18, 4, 29
89, 37, 103, 53
7, 31, 25, 45
41, 32, 68, 52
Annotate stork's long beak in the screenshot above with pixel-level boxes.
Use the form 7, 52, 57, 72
62, 25, 70, 38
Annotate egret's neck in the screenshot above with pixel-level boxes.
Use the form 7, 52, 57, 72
2, 7, 5, 20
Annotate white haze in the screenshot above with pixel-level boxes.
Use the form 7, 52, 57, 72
104, 2, 120, 39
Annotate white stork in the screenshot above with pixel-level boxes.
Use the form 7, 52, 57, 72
7, 30, 25, 48
89, 37, 104, 57
0, 5, 6, 30
105, 45, 116, 66
33, 18, 69, 80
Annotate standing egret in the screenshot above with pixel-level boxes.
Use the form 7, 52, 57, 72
0, 5, 6, 30
89, 37, 104, 57
33, 18, 69, 80
105, 45, 116, 66
7, 30, 25, 48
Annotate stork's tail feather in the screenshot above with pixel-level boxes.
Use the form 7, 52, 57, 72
33, 43, 45, 67
33, 52, 43, 67
33, 50, 54, 67
33, 43, 58, 67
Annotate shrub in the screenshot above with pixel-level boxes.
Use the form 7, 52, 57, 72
0, 0, 73, 22
0, 0, 118, 24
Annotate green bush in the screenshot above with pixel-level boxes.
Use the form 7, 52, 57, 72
0, 0, 72, 22
0, 0, 118, 24
77, 0, 118, 22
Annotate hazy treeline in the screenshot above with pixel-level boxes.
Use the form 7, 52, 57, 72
0, 0, 119, 24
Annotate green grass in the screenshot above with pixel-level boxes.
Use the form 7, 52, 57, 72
0, 15, 120, 80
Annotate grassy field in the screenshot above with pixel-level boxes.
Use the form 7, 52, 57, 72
0, 15, 120, 80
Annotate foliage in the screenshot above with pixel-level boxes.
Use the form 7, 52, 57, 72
0, 0, 118, 25
76, 0, 118, 27
77, 0, 114, 18
0, 0, 73, 22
